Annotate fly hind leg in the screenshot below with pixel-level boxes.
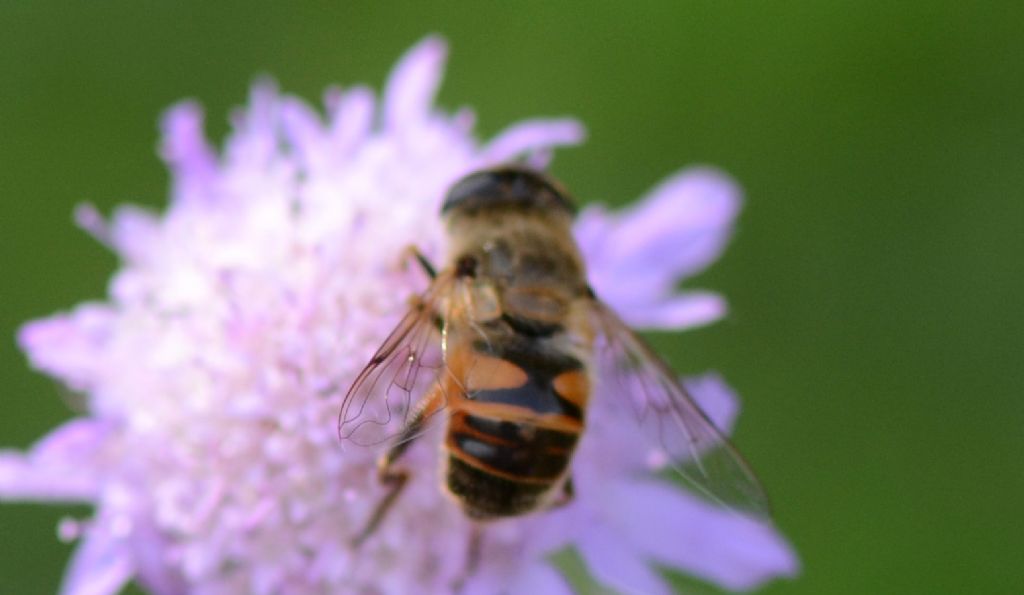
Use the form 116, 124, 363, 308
350, 386, 444, 548
547, 476, 575, 509
452, 524, 485, 593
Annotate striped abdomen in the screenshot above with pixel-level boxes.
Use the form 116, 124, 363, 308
443, 333, 589, 519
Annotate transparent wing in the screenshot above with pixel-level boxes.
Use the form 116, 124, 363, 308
337, 272, 458, 448
590, 299, 771, 517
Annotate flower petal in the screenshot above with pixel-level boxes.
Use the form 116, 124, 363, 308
482, 118, 586, 164
60, 523, 134, 595
0, 419, 106, 502
578, 371, 740, 479
281, 97, 328, 172
18, 305, 116, 391
579, 168, 742, 331
130, 517, 188, 595
604, 478, 799, 591
160, 101, 217, 205
508, 562, 573, 595
73, 203, 113, 249
108, 205, 162, 267
325, 85, 375, 157
572, 203, 613, 261
226, 80, 282, 170
577, 521, 673, 595
384, 35, 447, 130
608, 168, 741, 283
686, 372, 740, 434
613, 290, 727, 330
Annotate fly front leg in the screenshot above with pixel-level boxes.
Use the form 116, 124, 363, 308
350, 386, 445, 548
401, 244, 438, 280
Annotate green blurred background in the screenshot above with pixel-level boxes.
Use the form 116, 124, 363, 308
2, 2, 1022, 593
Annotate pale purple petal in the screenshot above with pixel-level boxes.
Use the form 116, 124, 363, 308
577, 522, 674, 595
384, 36, 446, 130
0, 419, 106, 502
482, 118, 586, 164
226, 81, 281, 170
577, 373, 738, 478
160, 102, 217, 205
281, 97, 328, 172
606, 168, 740, 282
576, 394, 658, 475
72, 202, 107, 244
60, 525, 133, 595
578, 168, 741, 331
601, 478, 799, 591
572, 203, 613, 257
686, 372, 740, 434
616, 290, 728, 329
130, 518, 188, 595
107, 205, 162, 266
324, 85, 375, 156
18, 307, 115, 392
508, 562, 573, 595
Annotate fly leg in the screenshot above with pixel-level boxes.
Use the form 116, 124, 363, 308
548, 476, 575, 509
401, 245, 438, 280
319, 247, 440, 405
453, 523, 485, 593
349, 466, 408, 549
401, 245, 445, 330
348, 247, 444, 548
400, 245, 447, 335
350, 386, 445, 548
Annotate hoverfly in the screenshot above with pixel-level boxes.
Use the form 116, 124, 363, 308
339, 166, 769, 553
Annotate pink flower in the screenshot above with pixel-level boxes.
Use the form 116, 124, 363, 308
2, 37, 797, 594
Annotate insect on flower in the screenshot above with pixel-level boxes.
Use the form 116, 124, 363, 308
2, 36, 797, 594
338, 165, 772, 576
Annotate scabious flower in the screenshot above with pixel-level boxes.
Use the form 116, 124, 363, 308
1, 37, 797, 594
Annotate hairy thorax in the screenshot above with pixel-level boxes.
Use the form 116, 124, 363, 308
445, 208, 589, 331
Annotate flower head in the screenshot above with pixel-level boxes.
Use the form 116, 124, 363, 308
2, 37, 797, 594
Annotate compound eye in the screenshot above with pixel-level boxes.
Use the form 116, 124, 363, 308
441, 167, 575, 215
442, 170, 502, 213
